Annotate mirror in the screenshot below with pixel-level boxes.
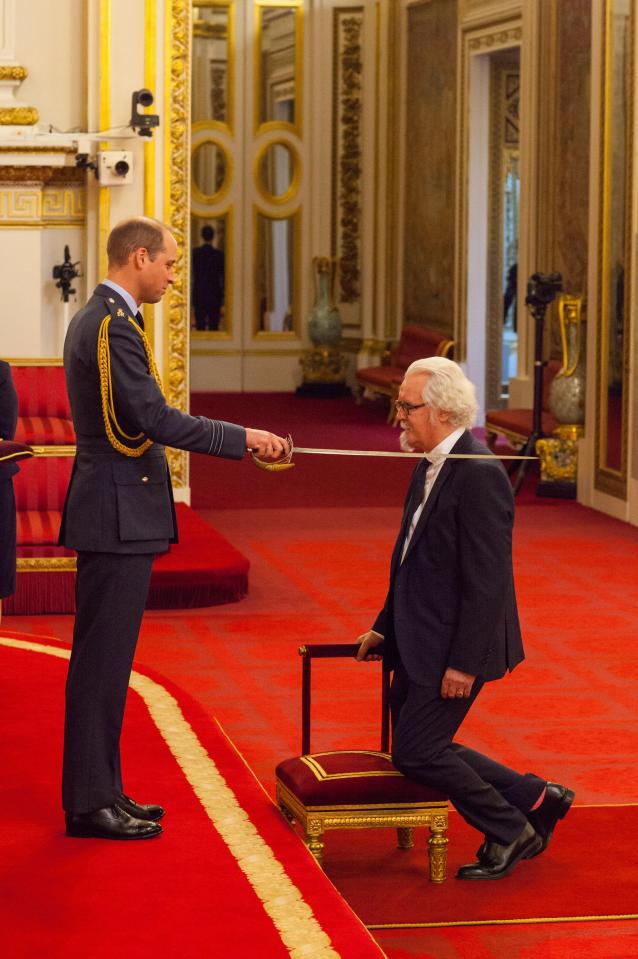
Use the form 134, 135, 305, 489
257, 6, 297, 128
192, 139, 227, 201
190, 214, 228, 333
597, 0, 632, 493
256, 212, 295, 333
192, 1, 230, 128
257, 141, 296, 200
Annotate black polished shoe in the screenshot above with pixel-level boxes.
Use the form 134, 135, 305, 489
65, 804, 163, 840
456, 822, 542, 880
527, 782, 574, 855
117, 792, 165, 822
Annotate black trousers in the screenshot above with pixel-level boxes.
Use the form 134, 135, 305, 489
390, 662, 545, 845
62, 551, 155, 814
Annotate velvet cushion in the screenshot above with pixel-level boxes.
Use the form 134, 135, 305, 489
14, 415, 75, 445
11, 366, 71, 419
276, 751, 446, 806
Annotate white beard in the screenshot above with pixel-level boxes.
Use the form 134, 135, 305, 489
399, 428, 414, 453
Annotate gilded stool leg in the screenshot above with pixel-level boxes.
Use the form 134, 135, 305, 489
396, 827, 414, 849
305, 819, 325, 867
428, 817, 448, 883
279, 803, 295, 825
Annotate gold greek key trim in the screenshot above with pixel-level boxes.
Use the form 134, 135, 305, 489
42, 188, 86, 223
16, 557, 76, 572
0, 189, 41, 221
0, 107, 39, 126
164, 0, 190, 489
0, 636, 342, 959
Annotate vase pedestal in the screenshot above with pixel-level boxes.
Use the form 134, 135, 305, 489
535, 424, 583, 499
297, 346, 350, 397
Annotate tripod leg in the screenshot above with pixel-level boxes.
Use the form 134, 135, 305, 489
512, 432, 539, 495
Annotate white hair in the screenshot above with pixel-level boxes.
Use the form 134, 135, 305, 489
404, 356, 478, 429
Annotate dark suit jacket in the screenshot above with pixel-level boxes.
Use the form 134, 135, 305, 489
192, 243, 225, 305
374, 430, 524, 684
0, 360, 19, 477
59, 284, 245, 554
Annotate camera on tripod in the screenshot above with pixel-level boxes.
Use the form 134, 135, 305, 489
525, 272, 562, 309
53, 246, 82, 303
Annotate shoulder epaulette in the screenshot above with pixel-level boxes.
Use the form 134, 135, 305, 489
97, 307, 164, 458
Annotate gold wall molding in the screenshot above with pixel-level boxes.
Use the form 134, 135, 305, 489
165, 0, 190, 489
331, 8, 364, 311
0, 166, 55, 184
0, 65, 28, 82
0, 106, 38, 126
0, 146, 76, 155
455, 15, 522, 362
468, 26, 522, 51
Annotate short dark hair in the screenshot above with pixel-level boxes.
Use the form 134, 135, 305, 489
107, 217, 168, 267
201, 225, 214, 242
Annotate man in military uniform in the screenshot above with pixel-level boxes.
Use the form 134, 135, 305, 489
60, 216, 289, 840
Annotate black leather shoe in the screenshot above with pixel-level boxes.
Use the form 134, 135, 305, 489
527, 782, 574, 855
117, 792, 165, 822
456, 822, 542, 880
65, 804, 163, 840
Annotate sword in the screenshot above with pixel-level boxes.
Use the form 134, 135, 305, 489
249, 437, 536, 472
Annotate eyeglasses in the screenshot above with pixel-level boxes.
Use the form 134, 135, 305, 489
394, 400, 426, 416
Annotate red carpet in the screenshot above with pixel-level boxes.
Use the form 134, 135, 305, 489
0, 631, 384, 959
322, 807, 638, 926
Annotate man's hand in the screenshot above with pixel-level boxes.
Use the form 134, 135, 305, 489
355, 630, 384, 662
441, 667, 475, 699
245, 429, 290, 462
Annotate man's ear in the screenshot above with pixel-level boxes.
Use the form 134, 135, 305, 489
132, 247, 148, 270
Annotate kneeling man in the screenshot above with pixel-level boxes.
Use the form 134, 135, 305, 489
357, 357, 573, 879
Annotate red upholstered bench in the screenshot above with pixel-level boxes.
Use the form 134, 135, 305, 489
356, 325, 454, 420
275, 644, 449, 882
485, 360, 561, 450
11, 363, 75, 446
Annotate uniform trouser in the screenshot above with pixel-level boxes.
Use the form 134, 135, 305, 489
62, 551, 155, 814
390, 662, 545, 845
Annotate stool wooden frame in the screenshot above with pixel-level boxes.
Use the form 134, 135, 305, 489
275, 644, 449, 882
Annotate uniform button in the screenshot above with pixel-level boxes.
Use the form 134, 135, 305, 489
141, 475, 149, 483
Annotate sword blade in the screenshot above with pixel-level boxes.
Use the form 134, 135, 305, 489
292, 447, 536, 460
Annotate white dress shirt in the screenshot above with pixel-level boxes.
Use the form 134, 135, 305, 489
400, 426, 465, 563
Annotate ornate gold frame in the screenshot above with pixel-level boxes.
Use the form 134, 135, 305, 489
191, 127, 234, 206
254, 0, 303, 137
252, 205, 301, 339
192, 0, 235, 134
595, 0, 633, 499
254, 137, 301, 206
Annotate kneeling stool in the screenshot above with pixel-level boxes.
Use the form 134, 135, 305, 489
275, 644, 449, 882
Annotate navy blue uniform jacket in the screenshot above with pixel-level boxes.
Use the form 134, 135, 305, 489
59, 284, 246, 554
374, 430, 524, 684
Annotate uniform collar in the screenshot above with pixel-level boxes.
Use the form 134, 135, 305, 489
102, 279, 139, 320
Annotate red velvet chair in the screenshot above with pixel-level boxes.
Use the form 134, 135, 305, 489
356, 325, 454, 421
11, 363, 75, 446
485, 360, 561, 450
275, 644, 449, 882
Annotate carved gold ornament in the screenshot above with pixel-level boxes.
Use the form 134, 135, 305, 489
0, 106, 39, 126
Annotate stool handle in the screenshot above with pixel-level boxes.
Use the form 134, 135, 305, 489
298, 643, 390, 755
